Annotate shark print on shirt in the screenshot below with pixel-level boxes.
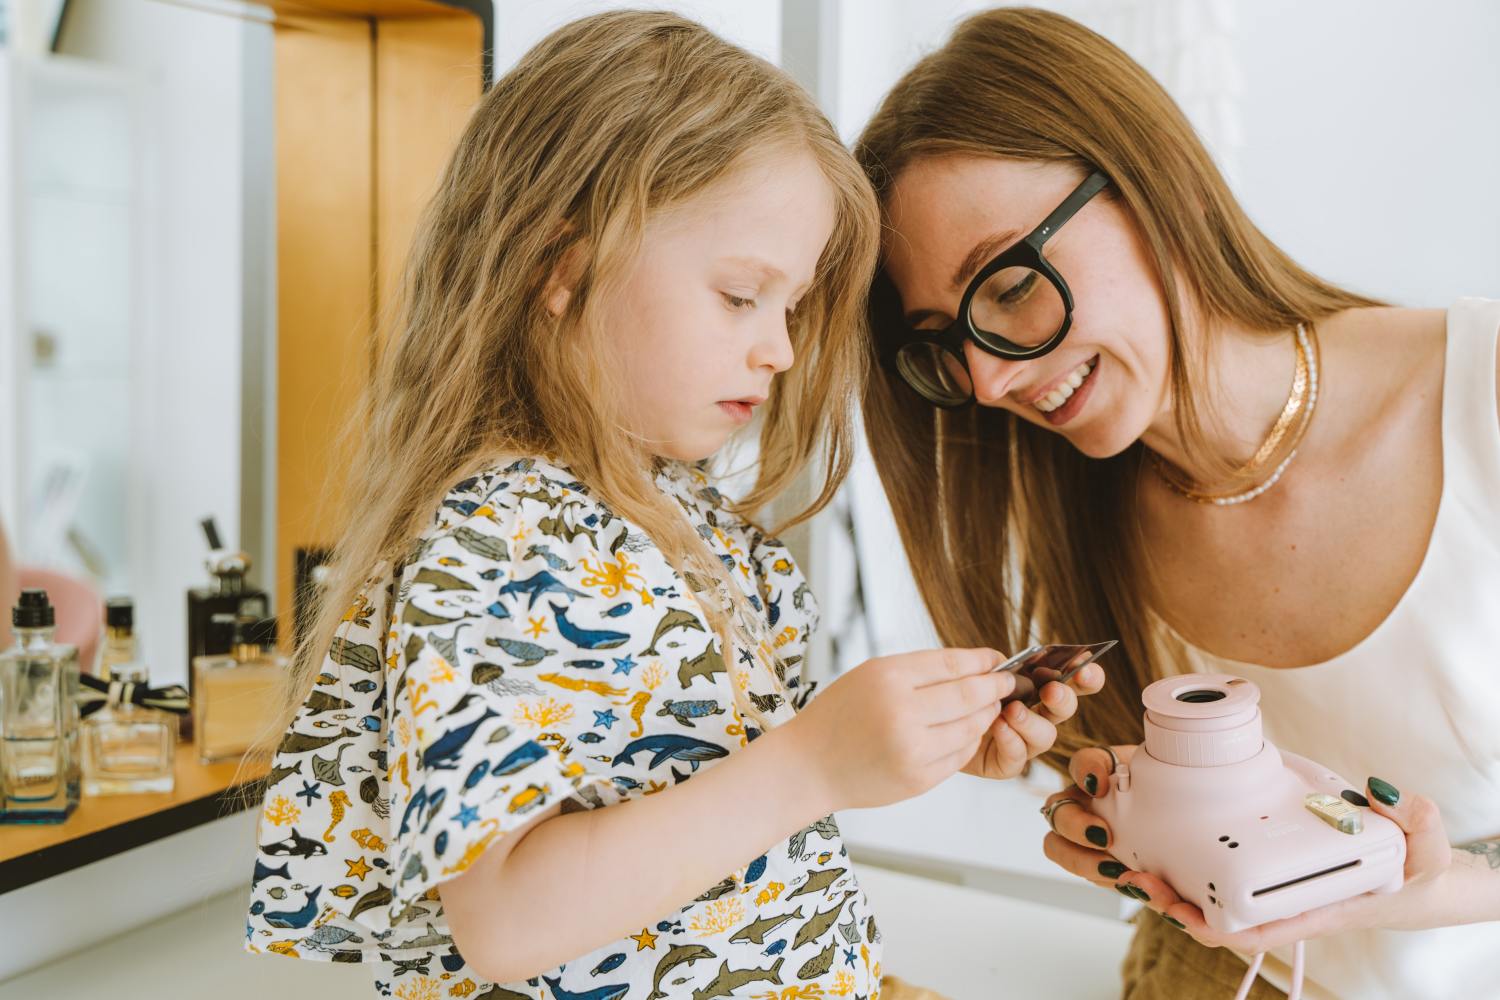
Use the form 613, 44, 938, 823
244, 457, 883, 999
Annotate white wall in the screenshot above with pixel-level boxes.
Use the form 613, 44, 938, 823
0, 53, 19, 540
491, 0, 782, 72
1234, 0, 1500, 306
37, 1, 252, 685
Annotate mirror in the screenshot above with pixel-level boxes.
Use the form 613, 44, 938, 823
2, 0, 276, 685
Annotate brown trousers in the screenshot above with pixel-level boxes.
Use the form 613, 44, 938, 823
1121, 913, 1286, 999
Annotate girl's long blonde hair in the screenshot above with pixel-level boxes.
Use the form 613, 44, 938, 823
267, 10, 878, 745
855, 7, 1379, 772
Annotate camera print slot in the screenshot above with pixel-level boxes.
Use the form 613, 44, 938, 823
1252, 859, 1362, 897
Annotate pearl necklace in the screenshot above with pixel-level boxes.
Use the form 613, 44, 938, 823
1151, 323, 1319, 506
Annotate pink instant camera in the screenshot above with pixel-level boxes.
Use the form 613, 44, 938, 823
1092, 673, 1406, 933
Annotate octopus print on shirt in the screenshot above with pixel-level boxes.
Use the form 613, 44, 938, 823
244, 457, 885, 999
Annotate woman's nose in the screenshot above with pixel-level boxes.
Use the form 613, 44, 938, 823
964, 339, 1026, 406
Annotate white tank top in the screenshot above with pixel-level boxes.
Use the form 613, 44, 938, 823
1156, 298, 1500, 1000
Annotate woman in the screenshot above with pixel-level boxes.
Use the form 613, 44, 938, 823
855, 8, 1500, 999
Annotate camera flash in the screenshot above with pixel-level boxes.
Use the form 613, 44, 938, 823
1305, 793, 1363, 835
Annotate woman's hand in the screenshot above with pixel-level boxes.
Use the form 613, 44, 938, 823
961, 660, 1105, 781
787, 647, 1017, 812
1044, 753, 1462, 950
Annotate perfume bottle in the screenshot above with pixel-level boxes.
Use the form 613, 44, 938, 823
97, 597, 136, 680
185, 517, 267, 741
82, 661, 177, 795
192, 614, 284, 764
1, 589, 82, 823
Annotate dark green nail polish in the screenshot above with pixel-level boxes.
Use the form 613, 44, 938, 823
1084, 773, 1099, 795
1086, 825, 1108, 847
1341, 788, 1370, 808
1115, 884, 1135, 898
1128, 885, 1151, 902
1163, 915, 1186, 929
1368, 777, 1400, 807
1098, 860, 1127, 879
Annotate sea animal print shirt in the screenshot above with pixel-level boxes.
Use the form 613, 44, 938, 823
244, 457, 884, 999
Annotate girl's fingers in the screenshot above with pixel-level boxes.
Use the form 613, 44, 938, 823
1034, 662, 1104, 723
929, 741, 980, 780
928, 700, 1002, 762
1033, 678, 1078, 724
916, 647, 1007, 685
919, 669, 1016, 723
1361, 778, 1451, 882
1068, 661, 1106, 695
1000, 700, 1059, 758
975, 713, 1029, 777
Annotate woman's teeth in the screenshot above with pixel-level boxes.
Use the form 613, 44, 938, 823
1033, 358, 1096, 413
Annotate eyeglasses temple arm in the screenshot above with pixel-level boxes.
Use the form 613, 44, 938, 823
1026, 171, 1109, 246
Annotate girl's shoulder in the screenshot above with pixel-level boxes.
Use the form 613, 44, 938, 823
410, 455, 628, 566
427, 456, 607, 530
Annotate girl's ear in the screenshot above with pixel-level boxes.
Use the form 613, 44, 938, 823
544, 238, 589, 318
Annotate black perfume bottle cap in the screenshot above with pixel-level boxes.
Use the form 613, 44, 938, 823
105, 597, 134, 630
13, 588, 55, 629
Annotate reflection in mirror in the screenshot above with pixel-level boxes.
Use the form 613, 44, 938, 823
2, 0, 275, 687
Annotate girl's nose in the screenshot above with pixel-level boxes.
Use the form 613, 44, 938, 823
964, 339, 1026, 406
750, 315, 795, 374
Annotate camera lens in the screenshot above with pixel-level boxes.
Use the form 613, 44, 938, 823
1176, 688, 1227, 703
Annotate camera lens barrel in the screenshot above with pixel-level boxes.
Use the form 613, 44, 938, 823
1142, 674, 1263, 767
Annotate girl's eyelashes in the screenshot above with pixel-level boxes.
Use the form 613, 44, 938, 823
722, 292, 758, 311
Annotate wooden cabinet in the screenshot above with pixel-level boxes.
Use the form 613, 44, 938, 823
268, 0, 488, 636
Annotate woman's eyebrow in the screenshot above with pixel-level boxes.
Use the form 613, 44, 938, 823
949, 227, 1022, 291
901, 226, 1024, 325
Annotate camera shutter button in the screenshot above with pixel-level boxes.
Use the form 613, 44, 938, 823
1306, 792, 1363, 834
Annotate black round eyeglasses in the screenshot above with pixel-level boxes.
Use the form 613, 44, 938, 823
877, 171, 1110, 408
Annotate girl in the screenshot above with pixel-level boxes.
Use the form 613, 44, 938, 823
243, 11, 1098, 1000
856, 7, 1500, 1000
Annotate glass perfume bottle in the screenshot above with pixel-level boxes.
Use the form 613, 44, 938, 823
192, 614, 284, 764
97, 597, 136, 680
1, 589, 82, 823
82, 661, 178, 795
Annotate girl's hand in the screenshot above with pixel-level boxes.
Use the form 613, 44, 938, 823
962, 659, 1105, 781
1044, 756, 1458, 949
787, 648, 1016, 812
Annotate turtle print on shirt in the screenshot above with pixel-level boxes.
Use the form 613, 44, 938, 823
244, 457, 884, 999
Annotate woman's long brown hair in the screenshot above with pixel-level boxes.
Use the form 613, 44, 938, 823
855, 7, 1378, 772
